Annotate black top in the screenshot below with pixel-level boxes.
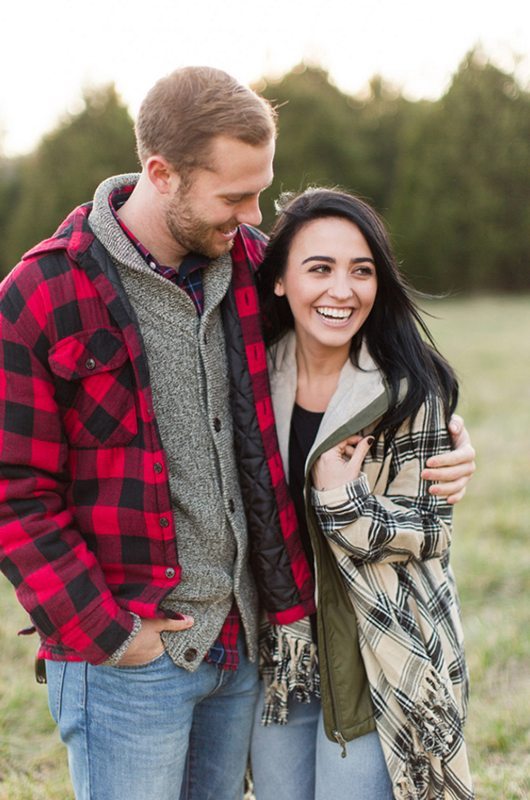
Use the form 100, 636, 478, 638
288, 403, 324, 571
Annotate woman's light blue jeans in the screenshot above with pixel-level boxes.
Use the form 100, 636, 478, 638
251, 686, 393, 800
46, 643, 258, 800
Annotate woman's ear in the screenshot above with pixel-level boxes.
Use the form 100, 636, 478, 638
274, 278, 285, 297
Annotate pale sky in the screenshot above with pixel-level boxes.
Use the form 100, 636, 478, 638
1, 0, 528, 157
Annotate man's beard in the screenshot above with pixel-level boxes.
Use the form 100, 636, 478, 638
166, 191, 236, 259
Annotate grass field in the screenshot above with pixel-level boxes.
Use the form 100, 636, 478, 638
0, 295, 529, 799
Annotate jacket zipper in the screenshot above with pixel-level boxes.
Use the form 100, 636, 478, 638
308, 497, 348, 758
306, 425, 368, 760
332, 730, 348, 758
317, 572, 348, 758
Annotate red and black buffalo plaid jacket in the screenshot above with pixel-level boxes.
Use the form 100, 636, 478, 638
0, 203, 315, 664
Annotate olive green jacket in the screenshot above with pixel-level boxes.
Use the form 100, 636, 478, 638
268, 332, 392, 746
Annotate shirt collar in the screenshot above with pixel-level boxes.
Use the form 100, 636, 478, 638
108, 186, 209, 279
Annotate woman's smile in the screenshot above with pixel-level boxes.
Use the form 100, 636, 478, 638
274, 216, 378, 357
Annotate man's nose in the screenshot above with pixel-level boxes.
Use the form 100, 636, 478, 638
236, 196, 262, 227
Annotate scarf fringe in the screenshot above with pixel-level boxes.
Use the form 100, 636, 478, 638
394, 759, 430, 800
259, 623, 320, 725
394, 747, 431, 800
389, 668, 469, 799
402, 666, 461, 759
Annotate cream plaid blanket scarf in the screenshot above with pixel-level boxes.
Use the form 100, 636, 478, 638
260, 550, 474, 799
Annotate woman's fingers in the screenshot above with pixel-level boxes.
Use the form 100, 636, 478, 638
348, 436, 374, 469
312, 435, 373, 492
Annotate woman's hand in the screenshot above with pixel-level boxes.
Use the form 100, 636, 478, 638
312, 435, 374, 492
421, 414, 476, 504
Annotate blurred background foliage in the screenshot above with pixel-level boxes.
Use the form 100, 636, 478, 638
0, 49, 528, 292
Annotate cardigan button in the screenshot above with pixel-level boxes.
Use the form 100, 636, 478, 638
184, 648, 198, 662
165, 567, 176, 579
228, 498, 235, 513
213, 417, 221, 432
85, 358, 96, 370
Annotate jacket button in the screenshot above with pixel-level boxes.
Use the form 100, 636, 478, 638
184, 648, 198, 662
85, 358, 96, 370
159, 517, 169, 528
213, 417, 221, 432
228, 498, 235, 513
165, 567, 176, 579
153, 462, 163, 474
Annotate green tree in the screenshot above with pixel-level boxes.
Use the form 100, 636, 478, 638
391, 51, 530, 292
2, 84, 138, 276
257, 65, 373, 229
346, 76, 430, 215
257, 65, 426, 232
0, 157, 22, 262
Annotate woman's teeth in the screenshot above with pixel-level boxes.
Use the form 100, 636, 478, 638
316, 307, 353, 320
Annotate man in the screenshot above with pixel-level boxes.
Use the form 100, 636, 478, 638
0, 67, 475, 800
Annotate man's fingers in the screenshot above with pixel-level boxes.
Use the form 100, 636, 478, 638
448, 414, 464, 435
422, 462, 476, 483
428, 477, 468, 497
157, 615, 194, 632
424, 445, 476, 471
446, 487, 467, 505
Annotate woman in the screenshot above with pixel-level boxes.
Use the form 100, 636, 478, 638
250, 189, 474, 800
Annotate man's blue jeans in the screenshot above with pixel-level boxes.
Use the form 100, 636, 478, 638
251, 685, 393, 800
46, 643, 259, 800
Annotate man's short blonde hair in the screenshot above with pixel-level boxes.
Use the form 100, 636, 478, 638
136, 66, 277, 172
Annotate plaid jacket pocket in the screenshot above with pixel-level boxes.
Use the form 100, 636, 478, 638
49, 327, 138, 448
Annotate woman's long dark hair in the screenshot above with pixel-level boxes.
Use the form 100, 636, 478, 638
258, 188, 458, 440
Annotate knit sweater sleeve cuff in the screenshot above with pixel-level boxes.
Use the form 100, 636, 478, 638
101, 613, 142, 666
310, 472, 371, 510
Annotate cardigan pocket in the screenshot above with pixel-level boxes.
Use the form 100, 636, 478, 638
49, 328, 138, 448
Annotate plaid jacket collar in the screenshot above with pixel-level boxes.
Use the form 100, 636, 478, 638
268, 332, 391, 473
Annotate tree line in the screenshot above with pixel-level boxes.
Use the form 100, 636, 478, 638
0, 50, 528, 292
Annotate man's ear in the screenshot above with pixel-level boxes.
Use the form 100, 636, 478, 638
274, 278, 285, 297
145, 155, 180, 195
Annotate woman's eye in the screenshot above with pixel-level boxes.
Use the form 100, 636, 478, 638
311, 264, 331, 274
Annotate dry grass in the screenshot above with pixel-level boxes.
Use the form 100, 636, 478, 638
1, 295, 529, 798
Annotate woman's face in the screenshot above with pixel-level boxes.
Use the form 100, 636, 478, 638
274, 216, 378, 358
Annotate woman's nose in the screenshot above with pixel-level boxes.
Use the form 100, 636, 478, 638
328, 274, 353, 299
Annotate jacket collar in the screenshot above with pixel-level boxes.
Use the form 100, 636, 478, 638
268, 331, 388, 474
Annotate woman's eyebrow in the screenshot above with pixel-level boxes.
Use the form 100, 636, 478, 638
301, 255, 375, 265
301, 255, 335, 264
